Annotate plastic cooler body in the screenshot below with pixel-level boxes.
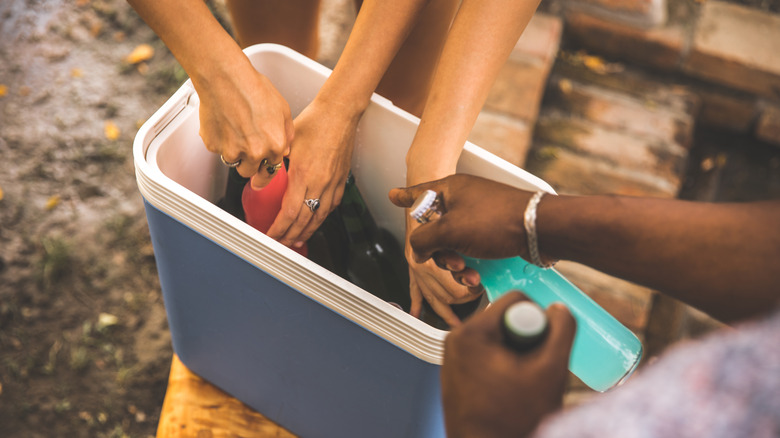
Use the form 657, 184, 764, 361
133, 44, 555, 438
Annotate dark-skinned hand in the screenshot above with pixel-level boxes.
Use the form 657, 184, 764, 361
442, 291, 576, 438
389, 174, 556, 288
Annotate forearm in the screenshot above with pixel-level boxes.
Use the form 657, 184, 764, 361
127, 0, 251, 89
406, 0, 541, 185
538, 196, 780, 322
316, 0, 430, 118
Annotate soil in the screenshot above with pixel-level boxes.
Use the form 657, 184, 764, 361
0, 1, 356, 436
1, 1, 779, 438
0, 1, 181, 436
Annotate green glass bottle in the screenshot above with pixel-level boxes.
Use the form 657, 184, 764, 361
339, 174, 412, 311
307, 208, 350, 280
216, 167, 250, 221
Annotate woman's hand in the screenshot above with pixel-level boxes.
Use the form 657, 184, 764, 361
266, 97, 360, 248
198, 62, 294, 187
405, 215, 485, 327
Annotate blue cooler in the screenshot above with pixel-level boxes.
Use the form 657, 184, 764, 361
133, 44, 555, 438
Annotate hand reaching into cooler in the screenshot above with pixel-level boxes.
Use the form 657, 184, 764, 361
390, 174, 548, 295
197, 62, 294, 189
265, 96, 359, 251
404, 215, 485, 328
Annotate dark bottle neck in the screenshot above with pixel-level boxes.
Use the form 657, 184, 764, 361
339, 174, 379, 244
227, 167, 250, 185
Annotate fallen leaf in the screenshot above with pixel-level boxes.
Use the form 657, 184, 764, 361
71, 68, 83, 78
0, 185, 4, 201
97, 313, 119, 330
136, 62, 149, 75
124, 44, 154, 64
0, 84, 7, 97
558, 78, 573, 94
536, 146, 559, 160
90, 22, 103, 38
104, 120, 120, 140
45, 195, 61, 211
583, 55, 607, 74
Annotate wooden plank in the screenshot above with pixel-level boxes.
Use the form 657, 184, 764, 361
157, 355, 297, 438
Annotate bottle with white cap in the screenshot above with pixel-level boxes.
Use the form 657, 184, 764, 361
502, 301, 548, 352
409, 189, 642, 392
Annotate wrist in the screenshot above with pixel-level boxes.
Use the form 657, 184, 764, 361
534, 194, 577, 263
523, 192, 558, 268
405, 121, 465, 186
315, 81, 372, 121
405, 146, 459, 186
188, 48, 254, 92
406, 167, 456, 187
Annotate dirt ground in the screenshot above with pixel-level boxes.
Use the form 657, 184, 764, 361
0, 0, 357, 436
1, 1, 780, 438
1, 1, 181, 436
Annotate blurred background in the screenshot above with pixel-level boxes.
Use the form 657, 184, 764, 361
1, 0, 778, 436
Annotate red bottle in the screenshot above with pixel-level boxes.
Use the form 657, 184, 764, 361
242, 164, 308, 257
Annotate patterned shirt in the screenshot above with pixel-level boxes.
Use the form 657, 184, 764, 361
534, 307, 780, 438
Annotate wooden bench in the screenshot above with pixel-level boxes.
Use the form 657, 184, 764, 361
157, 355, 297, 437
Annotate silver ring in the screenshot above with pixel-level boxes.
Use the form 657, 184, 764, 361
409, 190, 443, 224
304, 198, 320, 213
220, 155, 241, 168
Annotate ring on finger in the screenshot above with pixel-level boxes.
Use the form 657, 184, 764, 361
304, 198, 320, 213
266, 161, 283, 175
220, 155, 241, 168
410, 190, 444, 224
259, 158, 284, 175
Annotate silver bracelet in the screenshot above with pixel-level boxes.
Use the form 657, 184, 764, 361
524, 191, 555, 269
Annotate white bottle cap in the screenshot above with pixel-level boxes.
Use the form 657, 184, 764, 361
503, 301, 548, 348
409, 189, 439, 223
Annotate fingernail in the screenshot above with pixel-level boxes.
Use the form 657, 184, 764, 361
294, 241, 304, 248
464, 277, 480, 287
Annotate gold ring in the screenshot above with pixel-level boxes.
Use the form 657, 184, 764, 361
266, 161, 283, 175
